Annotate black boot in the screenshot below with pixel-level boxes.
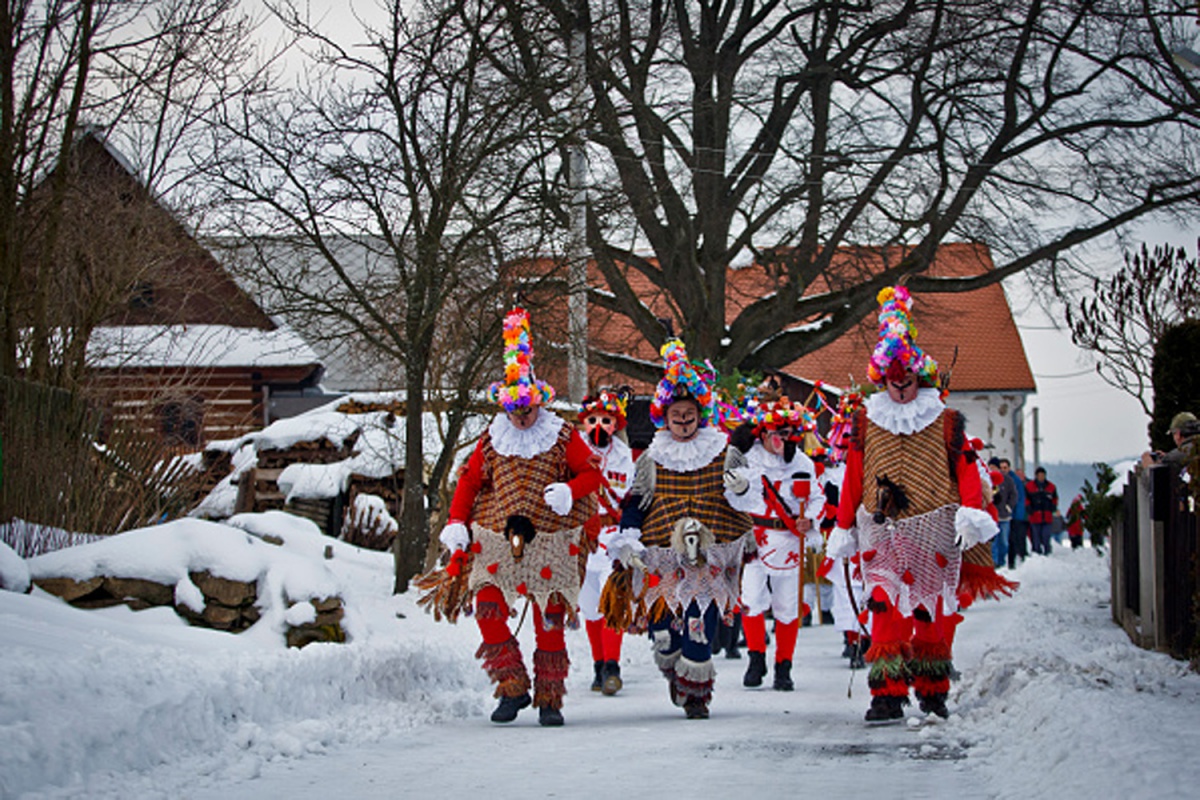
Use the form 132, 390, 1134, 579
864, 694, 906, 725
849, 635, 869, 670
602, 660, 623, 696
772, 660, 794, 691
683, 696, 710, 719
591, 660, 604, 692
743, 651, 768, 687
841, 632, 855, 659
490, 693, 531, 723
725, 615, 742, 659
538, 705, 565, 726
917, 692, 949, 719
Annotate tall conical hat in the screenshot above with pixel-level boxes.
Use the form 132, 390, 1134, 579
866, 285, 939, 388
486, 307, 555, 411
649, 338, 715, 428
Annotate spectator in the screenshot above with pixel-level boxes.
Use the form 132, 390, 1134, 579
1066, 495, 1085, 550
989, 457, 1017, 569
1007, 463, 1028, 568
1025, 467, 1059, 556
1141, 411, 1199, 469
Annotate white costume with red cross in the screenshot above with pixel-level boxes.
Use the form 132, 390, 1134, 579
726, 442, 823, 625
579, 436, 635, 622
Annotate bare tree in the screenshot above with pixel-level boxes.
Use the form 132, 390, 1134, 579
1066, 241, 1200, 417
201, 0, 571, 591
473, 0, 1200, 382
0, 0, 259, 384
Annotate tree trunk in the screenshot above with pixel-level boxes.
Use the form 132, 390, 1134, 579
394, 356, 430, 594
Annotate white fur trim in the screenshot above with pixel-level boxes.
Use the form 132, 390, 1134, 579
955, 506, 999, 548
645, 426, 727, 472
864, 388, 944, 435
488, 409, 565, 458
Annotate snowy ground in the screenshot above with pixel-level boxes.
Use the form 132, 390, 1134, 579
3, 523, 1198, 800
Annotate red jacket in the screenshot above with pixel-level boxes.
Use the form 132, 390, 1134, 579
1024, 479, 1058, 524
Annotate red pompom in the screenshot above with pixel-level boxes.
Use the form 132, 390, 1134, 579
862, 549, 877, 562
648, 574, 662, 588
902, 569, 915, 585
935, 552, 949, 568
568, 543, 581, 556
516, 582, 528, 595
469, 541, 482, 554
486, 562, 499, 575
540, 566, 553, 580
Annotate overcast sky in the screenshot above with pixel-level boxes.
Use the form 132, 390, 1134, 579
1009, 218, 1195, 465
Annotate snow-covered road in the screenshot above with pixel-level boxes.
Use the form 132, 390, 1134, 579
5, 532, 1198, 800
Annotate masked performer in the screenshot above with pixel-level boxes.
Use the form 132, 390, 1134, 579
826, 287, 1013, 724
438, 307, 602, 727
606, 340, 753, 719
724, 397, 824, 691
577, 387, 636, 695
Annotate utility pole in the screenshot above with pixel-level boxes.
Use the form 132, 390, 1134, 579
566, 1, 589, 404
1031, 406, 1041, 468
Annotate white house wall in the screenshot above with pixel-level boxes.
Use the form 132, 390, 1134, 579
951, 391, 1030, 470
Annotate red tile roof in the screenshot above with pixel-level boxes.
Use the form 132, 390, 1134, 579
535, 242, 1035, 396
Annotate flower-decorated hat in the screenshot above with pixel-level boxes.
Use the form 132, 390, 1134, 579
578, 385, 632, 431
649, 338, 716, 428
750, 396, 816, 437
486, 307, 555, 412
866, 285, 939, 388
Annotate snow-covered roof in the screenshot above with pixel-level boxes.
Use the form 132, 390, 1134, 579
87, 324, 320, 369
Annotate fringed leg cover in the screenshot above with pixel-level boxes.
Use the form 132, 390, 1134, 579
910, 635, 953, 698
651, 628, 680, 677
674, 656, 715, 704
866, 589, 912, 701
533, 648, 570, 710
475, 636, 530, 699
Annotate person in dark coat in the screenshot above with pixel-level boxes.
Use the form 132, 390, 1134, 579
1025, 467, 1059, 556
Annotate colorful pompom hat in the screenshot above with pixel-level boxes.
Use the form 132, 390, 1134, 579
866, 285, 939, 388
649, 338, 716, 428
487, 307, 555, 412
579, 385, 632, 430
750, 396, 817, 437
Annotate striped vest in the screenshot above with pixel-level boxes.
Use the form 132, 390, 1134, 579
859, 408, 962, 518
472, 427, 596, 532
641, 448, 753, 547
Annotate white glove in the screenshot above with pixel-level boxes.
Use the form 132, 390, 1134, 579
805, 528, 824, 552
955, 506, 999, 550
825, 526, 858, 560
439, 522, 470, 553
543, 482, 574, 516
609, 528, 645, 566
723, 469, 749, 495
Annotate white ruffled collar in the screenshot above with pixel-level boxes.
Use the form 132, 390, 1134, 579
645, 425, 727, 472
488, 410, 565, 458
865, 388, 945, 435
745, 441, 811, 474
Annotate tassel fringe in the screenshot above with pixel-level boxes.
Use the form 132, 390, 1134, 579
476, 637, 529, 698
414, 555, 476, 623
958, 561, 1019, 602
533, 648, 570, 709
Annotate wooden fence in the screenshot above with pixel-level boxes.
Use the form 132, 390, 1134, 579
1110, 463, 1199, 660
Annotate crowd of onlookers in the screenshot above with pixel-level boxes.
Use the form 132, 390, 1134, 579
984, 411, 1200, 569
